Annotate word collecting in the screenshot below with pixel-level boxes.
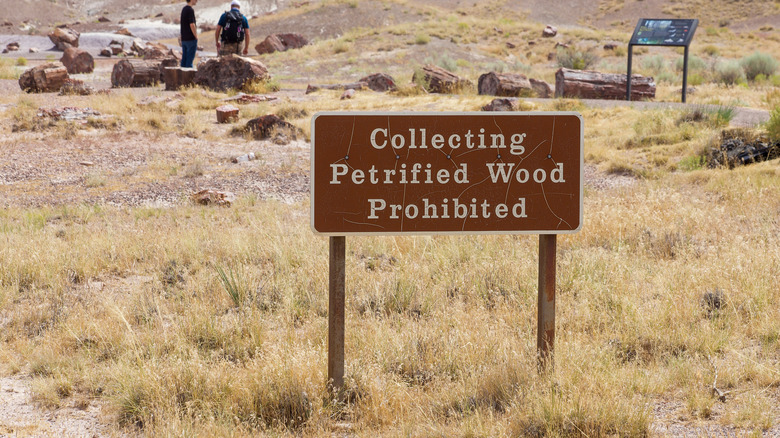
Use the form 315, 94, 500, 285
328, 127, 568, 222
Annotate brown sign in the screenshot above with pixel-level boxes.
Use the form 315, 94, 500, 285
311, 112, 582, 235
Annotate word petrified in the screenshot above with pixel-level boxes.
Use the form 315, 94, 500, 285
370, 128, 527, 155
330, 162, 469, 185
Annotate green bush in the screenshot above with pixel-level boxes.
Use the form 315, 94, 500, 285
714, 60, 745, 85
674, 55, 706, 72
740, 52, 779, 80
640, 54, 667, 75
556, 47, 599, 70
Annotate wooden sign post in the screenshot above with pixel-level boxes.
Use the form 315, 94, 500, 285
312, 112, 583, 389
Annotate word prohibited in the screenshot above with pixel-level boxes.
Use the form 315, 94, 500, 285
311, 112, 582, 235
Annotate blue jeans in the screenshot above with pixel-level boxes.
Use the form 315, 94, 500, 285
181, 39, 197, 68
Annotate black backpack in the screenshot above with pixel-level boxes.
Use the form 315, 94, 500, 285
221, 9, 244, 43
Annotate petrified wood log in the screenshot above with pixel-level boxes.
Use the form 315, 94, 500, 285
412, 64, 471, 93
255, 33, 308, 55
111, 59, 161, 88
163, 67, 196, 90
60, 47, 94, 74
478, 72, 533, 97
194, 55, 270, 92
18, 62, 69, 93
359, 73, 397, 92
555, 68, 655, 100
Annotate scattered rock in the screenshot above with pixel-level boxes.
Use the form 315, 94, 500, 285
482, 97, 520, 112
528, 40, 536, 46
221, 93, 278, 103
233, 152, 256, 163
99, 47, 112, 57
115, 28, 134, 37
98, 16, 111, 22
60, 47, 94, 74
194, 55, 270, 92
542, 25, 557, 37
19, 62, 70, 93
506, 42, 516, 49
340, 89, 355, 100
29, 47, 39, 53
37, 106, 101, 121
5, 42, 20, 52
306, 82, 366, 94
216, 105, 240, 123
358, 73, 397, 92
79, 161, 94, 166
255, 33, 309, 55
48, 26, 80, 50
59, 79, 95, 95
191, 189, 235, 207
555, 42, 569, 49
412, 64, 471, 93
603, 43, 618, 50
109, 42, 124, 55
246, 114, 300, 140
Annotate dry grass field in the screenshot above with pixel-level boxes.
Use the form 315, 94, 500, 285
1, 0, 779, 436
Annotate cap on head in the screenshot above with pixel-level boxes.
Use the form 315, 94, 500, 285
230, 0, 240, 7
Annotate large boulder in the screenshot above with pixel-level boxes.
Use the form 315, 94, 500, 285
194, 55, 270, 92
48, 26, 80, 50
18, 62, 69, 93
255, 33, 308, 55
60, 47, 94, 74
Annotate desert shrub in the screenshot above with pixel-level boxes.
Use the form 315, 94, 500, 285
702, 45, 720, 56
556, 47, 599, 70
714, 60, 745, 85
674, 55, 706, 72
641, 54, 667, 75
16, 57, 28, 66
687, 73, 704, 86
740, 52, 778, 80
766, 107, 780, 141
414, 33, 431, 45
656, 71, 677, 84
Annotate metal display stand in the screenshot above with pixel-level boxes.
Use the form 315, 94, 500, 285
626, 18, 698, 103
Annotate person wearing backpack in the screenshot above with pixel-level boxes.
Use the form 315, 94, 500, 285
215, 0, 250, 56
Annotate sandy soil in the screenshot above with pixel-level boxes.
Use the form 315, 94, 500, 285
0, 375, 120, 438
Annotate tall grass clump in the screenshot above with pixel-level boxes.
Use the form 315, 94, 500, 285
557, 47, 599, 70
766, 107, 780, 141
714, 60, 745, 85
0, 57, 21, 79
739, 52, 778, 81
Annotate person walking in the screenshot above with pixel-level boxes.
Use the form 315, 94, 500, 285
215, 0, 250, 56
180, 0, 198, 67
